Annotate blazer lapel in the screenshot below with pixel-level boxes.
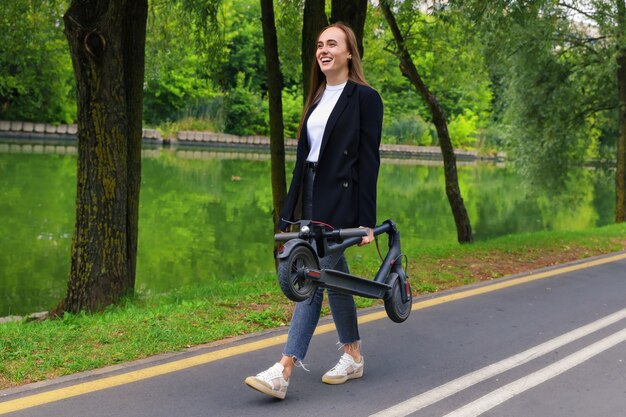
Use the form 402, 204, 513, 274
318, 82, 356, 160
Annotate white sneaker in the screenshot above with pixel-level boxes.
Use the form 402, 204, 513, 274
322, 353, 364, 385
245, 363, 289, 400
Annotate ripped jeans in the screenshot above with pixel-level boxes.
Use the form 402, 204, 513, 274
283, 164, 360, 361
282, 250, 360, 361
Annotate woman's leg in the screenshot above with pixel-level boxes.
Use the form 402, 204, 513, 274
282, 286, 324, 366
326, 256, 361, 358
281, 163, 323, 374
321, 255, 364, 384
245, 285, 324, 398
281, 249, 350, 372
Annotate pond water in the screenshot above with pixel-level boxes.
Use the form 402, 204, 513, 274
0, 141, 616, 316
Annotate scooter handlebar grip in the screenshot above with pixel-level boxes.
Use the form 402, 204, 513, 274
274, 232, 301, 241
339, 228, 369, 238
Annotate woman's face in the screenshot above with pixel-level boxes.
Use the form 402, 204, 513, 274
316, 27, 351, 83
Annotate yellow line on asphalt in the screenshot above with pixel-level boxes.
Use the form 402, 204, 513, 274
356, 252, 626, 324
2, 252, 625, 415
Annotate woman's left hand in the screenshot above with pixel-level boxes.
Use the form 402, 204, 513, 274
358, 226, 374, 246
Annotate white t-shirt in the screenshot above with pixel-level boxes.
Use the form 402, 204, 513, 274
306, 81, 347, 162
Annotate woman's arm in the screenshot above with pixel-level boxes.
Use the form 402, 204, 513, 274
357, 86, 383, 229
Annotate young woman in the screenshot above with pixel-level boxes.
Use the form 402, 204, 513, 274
245, 22, 383, 400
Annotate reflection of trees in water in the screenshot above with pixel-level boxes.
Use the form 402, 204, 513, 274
0, 147, 615, 316
470, 167, 614, 240
0, 151, 76, 316
136, 153, 277, 301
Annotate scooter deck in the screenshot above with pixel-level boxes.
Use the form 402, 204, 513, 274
305, 268, 391, 299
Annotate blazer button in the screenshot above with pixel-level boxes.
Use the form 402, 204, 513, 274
343, 149, 348, 156
342, 181, 349, 188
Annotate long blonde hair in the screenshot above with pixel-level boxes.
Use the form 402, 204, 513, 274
297, 23, 370, 139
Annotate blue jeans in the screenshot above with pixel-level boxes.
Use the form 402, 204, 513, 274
283, 164, 360, 361
283, 250, 360, 361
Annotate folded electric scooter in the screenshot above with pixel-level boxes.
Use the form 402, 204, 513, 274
274, 219, 411, 323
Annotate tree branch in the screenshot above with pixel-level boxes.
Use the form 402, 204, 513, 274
556, 2, 597, 21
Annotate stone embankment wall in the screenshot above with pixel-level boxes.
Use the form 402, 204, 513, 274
0, 120, 505, 161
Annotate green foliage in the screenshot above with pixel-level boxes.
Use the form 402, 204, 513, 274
144, 2, 218, 125
459, 0, 620, 184
144, 0, 272, 133
212, 1, 266, 92
223, 73, 268, 135
4, 0, 622, 162
276, 0, 304, 89
383, 114, 433, 145
502, 43, 589, 184
481, 124, 507, 151
366, 3, 493, 147
512, 14, 610, 184
448, 109, 480, 148
410, 10, 492, 124
1, 0, 495, 148
0, 0, 75, 123
157, 117, 220, 139
281, 86, 304, 139
364, 7, 431, 136
143, 60, 218, 125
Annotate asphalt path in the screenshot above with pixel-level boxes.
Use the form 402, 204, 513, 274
1, 252, 625, 417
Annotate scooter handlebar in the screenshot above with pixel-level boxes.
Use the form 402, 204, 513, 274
274, 232, 301, 241
339, 228, 369, 238
274, 227, 368, 241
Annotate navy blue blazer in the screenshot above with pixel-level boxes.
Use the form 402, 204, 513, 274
279, 81, 383, 230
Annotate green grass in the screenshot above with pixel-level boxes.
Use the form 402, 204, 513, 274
1, 223, 625, 389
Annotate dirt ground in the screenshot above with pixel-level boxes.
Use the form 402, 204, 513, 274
422, 241, 626, 293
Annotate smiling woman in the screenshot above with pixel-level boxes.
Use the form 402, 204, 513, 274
245, 22, 384, 400
315, 27, 352, 85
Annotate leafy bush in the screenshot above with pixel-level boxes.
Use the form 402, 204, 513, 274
281, 86, 304, 139
223, 74, 268, 136
383, 114, 433, 145
448, 109, 480, 149
143, 72, 216, 125
0, 1, 76, 123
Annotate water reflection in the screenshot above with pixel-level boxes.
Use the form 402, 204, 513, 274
0, 142, 615, 316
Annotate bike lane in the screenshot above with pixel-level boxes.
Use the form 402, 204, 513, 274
1, 252, 625, 417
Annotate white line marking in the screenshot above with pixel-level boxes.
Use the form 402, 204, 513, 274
369, 308, 626, 417
443, 327, 626, 417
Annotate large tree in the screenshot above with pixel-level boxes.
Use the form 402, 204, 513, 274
302, 0, 328, 98
380, 0, 474, 243
57, 0, 148, 313
260, 0, 288, 244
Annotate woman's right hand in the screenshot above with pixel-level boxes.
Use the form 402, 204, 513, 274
358, 226, 374, 246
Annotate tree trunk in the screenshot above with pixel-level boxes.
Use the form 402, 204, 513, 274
330, 0, 368, 57
616, 0, 626, 223
57, 0, 147, 313
302, 0, 328, 99
380, 1, 474, 243
260, 0, 288, 260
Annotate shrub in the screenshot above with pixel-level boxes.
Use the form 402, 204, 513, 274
383, 114, 433, 145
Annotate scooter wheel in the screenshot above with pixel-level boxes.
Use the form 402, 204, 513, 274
277, 245, 318, 302
384, 272, 412, 323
